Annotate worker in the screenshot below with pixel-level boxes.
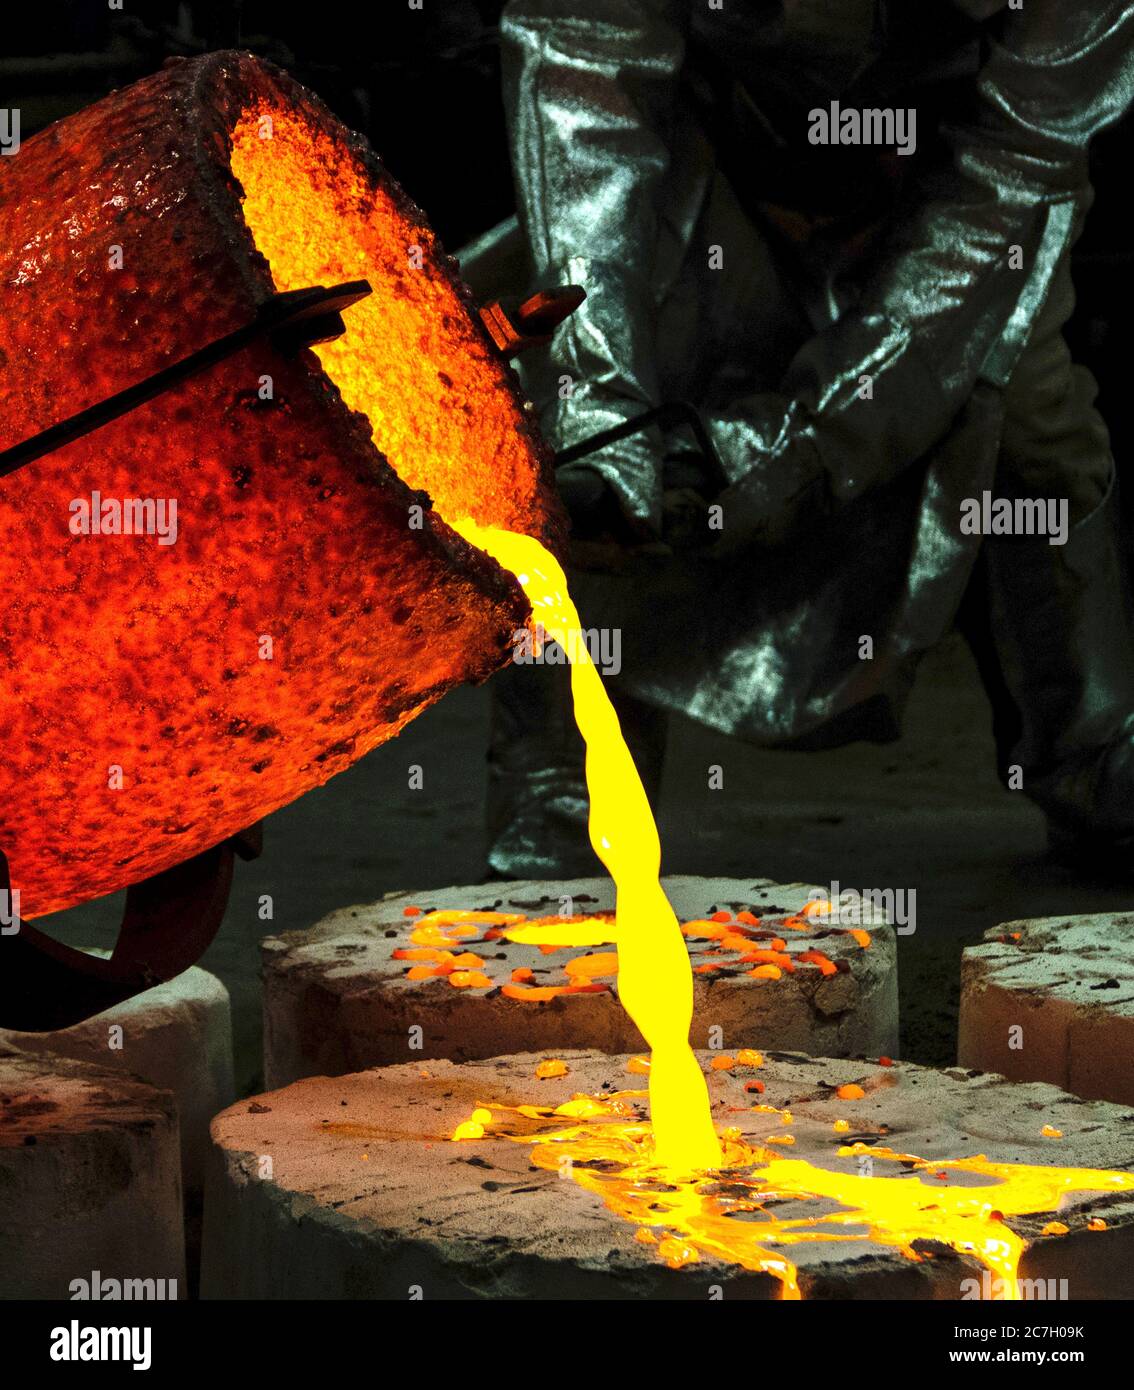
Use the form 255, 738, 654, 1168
478, 0, 1134, 877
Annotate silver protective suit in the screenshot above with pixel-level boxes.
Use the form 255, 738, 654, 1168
469, 0, 1134, 875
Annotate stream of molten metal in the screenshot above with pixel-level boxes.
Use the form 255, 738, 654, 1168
453, 519, 722, 1171
453, 520, 1134, 1297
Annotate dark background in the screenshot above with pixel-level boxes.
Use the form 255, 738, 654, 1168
7, 2, 1134, 1088
6, 2, 517, 248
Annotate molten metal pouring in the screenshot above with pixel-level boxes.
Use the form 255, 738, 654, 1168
453, 520, 722, 1170
451, 522, 1134, 1298
229, 98, 1134, 1298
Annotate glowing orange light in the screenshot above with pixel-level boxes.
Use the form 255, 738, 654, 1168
564, 952, 619, 979
0, 52, 562, 917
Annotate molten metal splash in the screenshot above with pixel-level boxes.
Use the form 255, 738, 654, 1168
453, 520, 721, 1170
391, 904, 868, 994
454, 1094, 1134, 1299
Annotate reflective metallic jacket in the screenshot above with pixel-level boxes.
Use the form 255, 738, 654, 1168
499, 0, 1134, 747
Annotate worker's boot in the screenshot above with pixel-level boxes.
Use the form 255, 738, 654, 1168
972, 482, 1134, 867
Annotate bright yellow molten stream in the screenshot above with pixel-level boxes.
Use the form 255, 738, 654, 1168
230, 97, 717, 1169
453, 520, 722, 1171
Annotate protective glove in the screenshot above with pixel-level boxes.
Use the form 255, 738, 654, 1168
706, 392, 827, 552
556, 462, 634, 542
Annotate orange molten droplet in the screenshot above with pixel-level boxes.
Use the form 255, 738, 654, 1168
799, 949, 838, 976
682, 919, 729, 940
837, 1084, 866, 1101
448, 970, 492, 989
536, 1059, 569, 1080
501, 984, 561, 1001
564, 952, 619, 979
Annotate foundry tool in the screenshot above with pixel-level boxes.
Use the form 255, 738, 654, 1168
0, 54, 716, 1032
0, 51, 582, 1030
0, 279, 588, 1033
